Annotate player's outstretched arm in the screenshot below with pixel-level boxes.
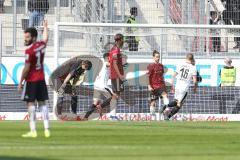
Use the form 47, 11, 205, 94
42, 20, 49, 44
61, 73, 72, 87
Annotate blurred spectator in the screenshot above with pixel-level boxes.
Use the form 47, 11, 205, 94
231, 0, 240, 49
222, 0, 233, 25
0, 0, 4, 13
222, 0, 240, 49
210, 11, 221, 52
220, 58, 236, 86
28, 0, 49, 27
217, 57, 236, 114
126, 7, 139, 51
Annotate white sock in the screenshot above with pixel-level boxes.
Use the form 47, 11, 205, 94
163, 97, 169, 105
40, 105, 49, 130
150, 106, 155, 114
109, 99, 117, 116
28, 106, 36, 132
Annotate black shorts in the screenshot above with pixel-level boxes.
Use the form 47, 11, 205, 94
111, 79, 124, 94
150, 88, 167, 101
21, 80, 49, 102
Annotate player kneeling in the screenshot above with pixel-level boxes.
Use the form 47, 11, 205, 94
161, 53, 198, 120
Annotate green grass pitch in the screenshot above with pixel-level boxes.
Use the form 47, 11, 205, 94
0, 121, 240, 160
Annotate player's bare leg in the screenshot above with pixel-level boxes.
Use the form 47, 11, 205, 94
159, 92, 169, 113
150, 100, 156, 115
109, 94, 119, 120
149, 100, 157, 120
22, 102, 37, 138
38, 101, 50, 138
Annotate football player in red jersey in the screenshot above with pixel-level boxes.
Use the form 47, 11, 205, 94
97, 34, 125, 120
147, 50, 169, 118
18, 20, 50, 138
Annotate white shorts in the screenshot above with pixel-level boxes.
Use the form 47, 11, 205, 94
93, 88, 112, 102
174, 88, 188, 104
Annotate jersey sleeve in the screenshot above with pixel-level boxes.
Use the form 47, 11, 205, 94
25, 50, 32, 64
39, 41, 47, 48
69, 63, 79, 76
112, 49, 120, 62
69, 69, 76, 77
147, 64, 153, 75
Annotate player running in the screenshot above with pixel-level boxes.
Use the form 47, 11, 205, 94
18, 20, 50, 138
147, 50, 169, 118
49, 57, 92, 115
83, 53, 113, 120
161, 53, 198, 120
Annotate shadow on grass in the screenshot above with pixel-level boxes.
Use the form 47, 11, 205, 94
0, 156, 58, 160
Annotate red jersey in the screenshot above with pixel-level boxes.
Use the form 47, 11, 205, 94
25, 41, 46, 82
147, 63, 166, 89
108, 46, 124, 79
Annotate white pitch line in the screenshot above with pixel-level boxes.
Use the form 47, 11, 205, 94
0, 145, 152, 150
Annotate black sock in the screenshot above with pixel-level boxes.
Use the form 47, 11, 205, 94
71, 96, 78, 114
57, 97, 64, 115
101, 97, 112, 108
84, 104, 96, 118
168, 106, 180, 119
168, 101, 177, 108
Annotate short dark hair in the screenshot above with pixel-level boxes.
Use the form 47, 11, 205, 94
114, 33, 124, 42
103, 52, 109, 59
24, 27, 38, 38
152, 50, 160, 57
83, 60, 92, 70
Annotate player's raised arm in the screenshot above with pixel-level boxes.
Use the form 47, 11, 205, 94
42, 20, 49, 44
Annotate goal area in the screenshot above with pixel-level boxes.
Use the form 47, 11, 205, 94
2, 23, 240, 121
51, 22, 240, 121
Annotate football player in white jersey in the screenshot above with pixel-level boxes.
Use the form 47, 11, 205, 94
83, 53, 113, 120
161, 53, 198, 120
